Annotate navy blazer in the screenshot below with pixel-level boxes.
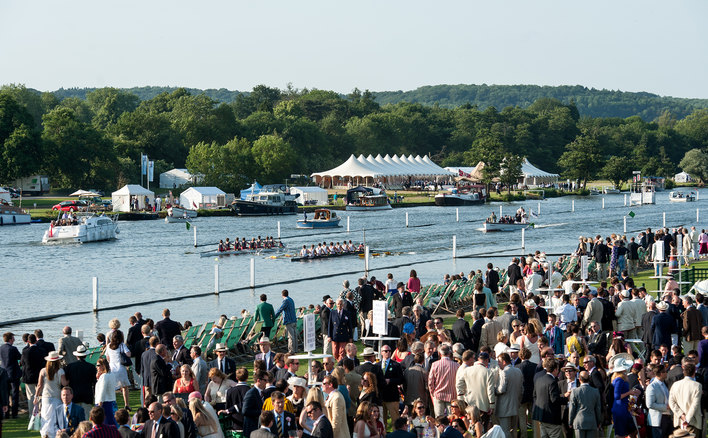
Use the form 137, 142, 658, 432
141, 348, 158, 389
311, 416, 333, 438
328, 309, 353, 343
440, 426, 464, 438
270, 410, 298, 436
651, 312, 676, 348
532, 373, 566, 425
242, 386, 264, 437
21, 345, 45, 384
0, 343, 22, 381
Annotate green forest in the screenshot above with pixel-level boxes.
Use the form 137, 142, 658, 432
2, 83, 708, 194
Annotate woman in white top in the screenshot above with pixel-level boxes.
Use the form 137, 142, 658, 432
204, 369, 236, 411
385, 273, 397, 295
35, 351, 68, 438
189, 397, 224, 438
518, 323, 541, 365
95, 357, 119, 427
104, 329, 131, 410
352, 401, 379, 438
493, 331, 509, 359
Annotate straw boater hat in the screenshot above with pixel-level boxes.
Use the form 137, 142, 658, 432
525, 299, 537, 309
45, 351, 63, 362
506, 344, 520, 353
74, 345, 89, 357
671, 430, 695, 438
657, 301, 669, 311
561, 363, 578, 372
609, 356, 634, 373
214, 343, 228, 352
258, 337, 271, 344
288, 376, 308, 392
361, 347, 376, 357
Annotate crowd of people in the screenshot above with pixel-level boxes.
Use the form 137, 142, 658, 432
3, 229, 708, 438
299, 242, 366, 258
217, 237, 283, 252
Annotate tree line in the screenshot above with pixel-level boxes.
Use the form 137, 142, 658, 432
1, 83, 708, 194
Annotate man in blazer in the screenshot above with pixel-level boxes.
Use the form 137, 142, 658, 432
210, 344, 236, 380
532, 357, 566, 438
126, 314, 145, 349
57, 327, 83, 365
652, 301, 676, 348
219, 368, 251, 431
151, 345, 173, 397
20, 334, 45, 405
485, 263, 500, 295
322, 375, 349, 438
270, 391, 298, 438
254, 338, 277, 372
54, 387, 85, 437
504, 258, 522, 294
668, 359, 703, 436
154, 309, 181, 348
568, 371, 602, 438
436, 416, 464, 438
255, 294, 276, 338
34, 329, 55, 356
379, 345, 404, 425
328, 299, 353, 361
142, 402, 181, 438
646, 364, 671, 438
190, 346, 209, 395
307, 401, 333, 438
451, 309, 474, 350
141, 337, 159, 398
495, 352, 523, 438
242, 370, 268, 437
319, 296, 333, 355
64, 345, 96, 418
0, 332, 21, 419
251, 411, 277, 438
171, 335, 191, 366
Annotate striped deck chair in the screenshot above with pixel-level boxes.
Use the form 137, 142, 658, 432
196, 322, 215, 352
224, 316, 253, 350
422, 284, 445, 308
86, 346, 104, 365
432, 279, 464, 314
182, 323, 201, 349
415, 284, 434, 301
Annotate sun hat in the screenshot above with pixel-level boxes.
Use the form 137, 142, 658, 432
214, 343, 228, 352
657, 301, 669, 311
45, 351, 63, 362
288, 376, 308, 392
609, 356, 634, 373
361, 347, 376, 357
74, 345, 89, 357
525, 299, 537, 309
506, 344, 520, 353
258, 337, 271, 344
188, 391, 202, 401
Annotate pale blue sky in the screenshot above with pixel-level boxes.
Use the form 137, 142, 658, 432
1, 0, 707, 98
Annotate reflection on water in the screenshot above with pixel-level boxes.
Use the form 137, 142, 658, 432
2, 190, 705, 344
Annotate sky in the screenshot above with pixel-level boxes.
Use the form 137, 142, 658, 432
1, 0, 707, 98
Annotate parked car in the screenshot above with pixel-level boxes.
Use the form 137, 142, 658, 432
52, 200, 89, 212
79, 196, 111, 211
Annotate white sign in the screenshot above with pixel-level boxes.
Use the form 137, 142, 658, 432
372, 300, 388, 335
303, 313, 316, 352
580, 255, 588, 281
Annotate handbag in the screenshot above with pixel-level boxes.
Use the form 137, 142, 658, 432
28, 405, 41, 431
119, 344, 132, 367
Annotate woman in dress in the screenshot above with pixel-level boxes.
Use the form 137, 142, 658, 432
407, 270, 421, 295
104, 329, 131, 409
95, 357, 118, 427
518, 322, 541, 364
699, 229, 708, 258
610, 360, 640, 438
609, 240, 619, 278
358, 372, 381, 407
173, 364, 196, 395
668, 241, 679, 274
35, 351, 68, 438
189, 397, 224, 438
369, 404, 385, 437
204, 368, 236, 411
352, 401, 379, 438
392, 338, 410, 363
565, 323, 588, 362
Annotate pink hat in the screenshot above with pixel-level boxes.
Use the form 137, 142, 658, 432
188, 391, 202, 401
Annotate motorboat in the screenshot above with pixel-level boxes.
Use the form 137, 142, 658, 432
231, 184, 299, 216
297, 209, 342, 229
602, 186, 621, 194
589, 188, 601, 195
669, 190, 696, 202
345, 186, 392, 211
167, 206, 197, 218
0, 202, 31, 226
482, 221, 532, 232
42, 213, 119, 243
435, 187, 485, 206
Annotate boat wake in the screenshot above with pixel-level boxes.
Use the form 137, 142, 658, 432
533, 222, 568, 229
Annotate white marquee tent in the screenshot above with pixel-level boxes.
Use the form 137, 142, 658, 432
160, 168, 199, 189
179, 187, 227, 210
521, 159, 559, 187
290, 186, 329, 205
312, 154, 452, 186
112, 185, 155, 212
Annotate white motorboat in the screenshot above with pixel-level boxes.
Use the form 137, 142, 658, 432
165, 215, 190, 223
167, 206, 197, 218
0, 188, 31, 225
589, 188, 601, 195
602, 186, 620, 194
42, 213, 119, 243
482, 221, 532, 232
669, 191, 696, 202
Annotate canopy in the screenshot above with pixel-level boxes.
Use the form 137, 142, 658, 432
111, 185, 155, 212
69, 189, 101, 197
239, 181, 263, 200
521, 159, 558, 187
180, 187, 226, 209
312, 154, 452, 186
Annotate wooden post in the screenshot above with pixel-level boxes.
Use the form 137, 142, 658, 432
456, 208, 459, 222
365, 246, 370, 275
623, 216, 627, 233
214, 264, 219, 295
277, 221, 281, 239
572, 200, 575, 212
663, 212, 666, 228
538, 202, 541, 215
250, 258, 255, 288
193, 225, 197, 247
602, 198, 605, 209
452, 235, 457, 259
347, 216, 350, 232
521, 228, 526, 250
624, 194, 627, 206
405, 212, 409, 228
92, 277, 99, 312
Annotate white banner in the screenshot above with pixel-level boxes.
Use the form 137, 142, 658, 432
373, 300, 388, 335
141, 154, 148, 175
580, 255, 588, 281
148, 161, 154, 182
303, 313, 316, 352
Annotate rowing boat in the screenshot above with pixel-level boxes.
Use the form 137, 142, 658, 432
200, 246, 286, 258
290, 250, 365, 262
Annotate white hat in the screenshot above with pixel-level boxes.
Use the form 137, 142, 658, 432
361, 347, 376, 357
609, 357, 634, 373
506, 344, 520, 353
561, 363, 578, 371
258, 337, 271, 344
288, 376, 308, 391
74, 345, 89, 357
525, 299, 537, 309
214, 343, 228, 352
656, 301, 669, 311
45, 351, 63, 362
620, 290, 630, 298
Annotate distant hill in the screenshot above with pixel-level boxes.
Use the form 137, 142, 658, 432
47, 84, 708, 120
371, 84, 708, 120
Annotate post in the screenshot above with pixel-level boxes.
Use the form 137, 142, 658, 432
499, 205, 503, 217
92, 277, 99, 312
347, 216, 350, 233
193, 225, 197, 247
452, 235, 457, 259
538, 202, 541, 215
365, 245, 370, 275
572, 200, 575, 212
623, 216, 627, 233
602, 198, 605, 209
698, 208, 700, 223
405, 212, 409, 227
214, 264, 219, 295
277, 221, 281, 239
624, 194, 627, 206
250, 258, 255, 288
521, 228, 526, 250
663, 212, 666, 228
456, 208, 459, 222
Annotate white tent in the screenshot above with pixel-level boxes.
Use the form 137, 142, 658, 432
290, 186, 329, 205
521, 159, 559, 187
160, 168, 198, 189
675, 171, 693, 183
112, 185, 155, 212
179, 187, 227, 210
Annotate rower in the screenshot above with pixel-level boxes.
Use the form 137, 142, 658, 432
300, 245, 308, 257
308, 245, 315, 257
218, 240, 225, 252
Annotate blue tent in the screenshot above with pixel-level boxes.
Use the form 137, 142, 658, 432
239, 182, 262, 200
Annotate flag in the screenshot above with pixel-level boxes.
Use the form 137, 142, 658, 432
628, 211, 635, 218
192, 201, 198, 209
141, 154, 148, 175
148, 160, 154, 182
185, 222, 191, 230
458, 169, 464, 176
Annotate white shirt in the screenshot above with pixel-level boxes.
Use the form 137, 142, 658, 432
556, 303, 578, 324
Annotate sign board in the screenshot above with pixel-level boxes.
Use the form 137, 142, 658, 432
303, 313, 316, 352
580, 255, 588, 281
372, 300, 388, 335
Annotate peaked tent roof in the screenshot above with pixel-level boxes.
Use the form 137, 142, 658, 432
312, 155, 382, 178
112, 184, 154, 196
183, 186, 226, 196
521, 159, 559, 178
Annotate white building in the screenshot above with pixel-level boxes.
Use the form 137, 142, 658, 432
290, 186, 329, 205
179, 187, 227, 210
112, 185, 155, 212
160, 168, 199, 189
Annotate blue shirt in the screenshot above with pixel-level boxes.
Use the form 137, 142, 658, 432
275, 296, 296, 324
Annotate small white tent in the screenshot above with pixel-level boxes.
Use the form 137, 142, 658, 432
674, 171, 693, 183
290, 187, 328, 205
112, 185, 155, 212
179, 187, 227, 209
160, 168, 198, 189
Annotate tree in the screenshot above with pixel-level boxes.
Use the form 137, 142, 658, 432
0, 94, 42, 182
499, 154, 524, 194
679, 149, 708, 182
600, 156, 632, 189
251, 135, 296, 183
186, 137, 257, 193
558, 134, 605, 188
86, 88, 139, 129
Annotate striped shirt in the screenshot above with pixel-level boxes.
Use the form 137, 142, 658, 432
82, 424, 120, 438
275, 296, 297, 324
428, 356, 459, 402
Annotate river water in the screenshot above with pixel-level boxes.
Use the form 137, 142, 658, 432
2, 190, 706, 345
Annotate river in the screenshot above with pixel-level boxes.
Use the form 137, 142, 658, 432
1, 189, 705, 345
